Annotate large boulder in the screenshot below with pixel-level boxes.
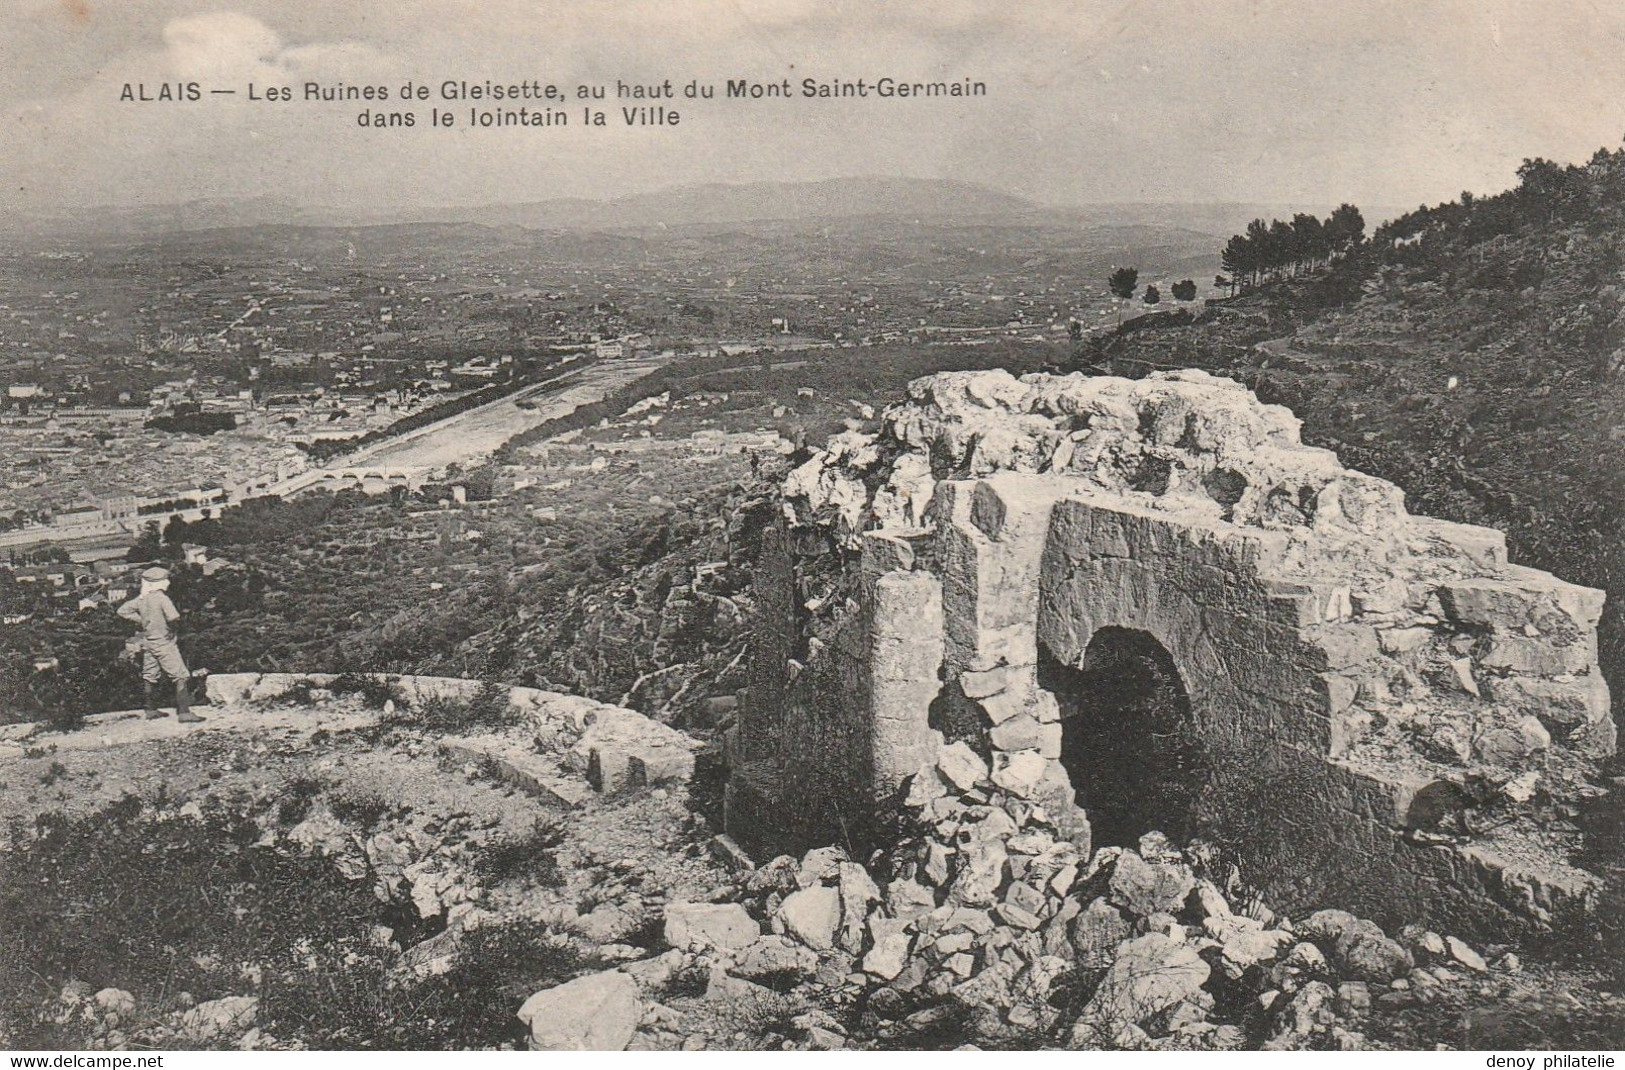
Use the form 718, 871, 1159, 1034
731, 935, 820, 982
92, 988, 135, 1019
776, 885, 842, 950
179, 995, 259, 1042
937, 742, 988, 792
1218, 926, 1294, 979
664, 902, 760, 951
1297, 908, 1411, 983
1079, 933, 1210, 1031
1106, 851, 1196, 920
1070, 897, 1132, 969
517, 969, 643, 1051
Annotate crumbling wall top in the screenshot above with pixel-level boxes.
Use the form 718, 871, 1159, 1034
782, 368, 1582, 597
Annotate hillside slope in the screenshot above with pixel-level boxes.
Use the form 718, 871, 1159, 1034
1092, 150, 1625, 717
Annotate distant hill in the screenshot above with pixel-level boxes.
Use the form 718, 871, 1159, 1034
51, 206, 1224, 294
471, 177, 1042, 229
6, 178, 1371, 241
14, 177, 1043, 237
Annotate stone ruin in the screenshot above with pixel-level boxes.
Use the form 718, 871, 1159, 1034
724, 368, 1613, 937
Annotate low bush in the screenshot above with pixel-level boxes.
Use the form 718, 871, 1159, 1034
274, 679, 319, 707
473, 816, 566, 886
327, 673, 407, 711
326, 789, 397, 831
384, 681, 514, 733
275, 775, 326, 825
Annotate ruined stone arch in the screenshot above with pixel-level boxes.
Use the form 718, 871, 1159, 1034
731, 368, 1612, 934
1040, 626, 1202, 848
1030, 489, 1342, 853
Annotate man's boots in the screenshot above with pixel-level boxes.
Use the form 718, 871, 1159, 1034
144, 681, 165, 719
176, 679, 204, 724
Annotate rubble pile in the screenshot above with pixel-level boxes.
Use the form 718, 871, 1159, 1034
516, 751, 1516, 1052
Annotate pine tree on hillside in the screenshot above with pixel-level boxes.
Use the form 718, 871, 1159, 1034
1108, 266, 1139, 323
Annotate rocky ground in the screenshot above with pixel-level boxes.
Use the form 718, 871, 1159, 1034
517, 740, 1623, 1052
0, 677, 728, 1050
2, 679, 1619, 1050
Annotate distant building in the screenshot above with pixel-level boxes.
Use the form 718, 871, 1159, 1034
595, 338, 625, 360
100, 494, 140, 520
53, 505, 102, 527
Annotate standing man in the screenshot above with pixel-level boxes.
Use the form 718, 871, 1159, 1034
118, 566, 203, 723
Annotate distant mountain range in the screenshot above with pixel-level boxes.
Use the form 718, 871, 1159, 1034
8, 177, 1393, 240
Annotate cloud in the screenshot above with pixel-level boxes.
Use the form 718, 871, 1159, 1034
5, 1, 1625, 215
4, 10, 400, 211
160, 11, 283, 77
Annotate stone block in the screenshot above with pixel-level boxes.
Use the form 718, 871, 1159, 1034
1310, 624, 1381, 670
937, 741, 988, 791
1261, 581, 1316, 629
664, 902, 760, 951
571, 710, 698, 791
871, 635, 944, 683
628, 748, 697, 788
989, 715, 1061, 757
1436, 574, 1605, 636
978, 688, 1029, 725
861, 530, 918, 576
1478, 634, 1597, 676
777, 885, 841, 950
1503, 566, 1607, 630
960, 665, 1014, 700
990, 750, 1049, 797
1411, 518, 1507, 570
518, 971, 642, 1051
1318, 673, 1360, 715
1379, 627, 1432, 654
438, 737, 592, 808
1483, 674, 1611, 732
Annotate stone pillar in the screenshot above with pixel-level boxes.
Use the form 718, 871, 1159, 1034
937, 476, 1058, 680
867, 569, 944, 791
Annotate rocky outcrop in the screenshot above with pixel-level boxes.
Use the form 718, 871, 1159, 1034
178, 996, 259, 1044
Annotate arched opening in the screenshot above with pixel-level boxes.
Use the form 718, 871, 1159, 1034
1039, 627, 1206, 847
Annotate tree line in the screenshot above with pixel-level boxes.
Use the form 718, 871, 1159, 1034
1218, 205, 1366, 294
1101, 269, 1201, 325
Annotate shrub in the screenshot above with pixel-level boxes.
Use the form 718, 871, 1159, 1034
43, 705, 85, 735
385, 681, 514, 733
0, 796, 593, 1050
0, 795, 379, 1048
327, 673, 407, 710
327, 790, 397, 831
275, 775, 326, 825
275, 679, 319, 707
473, 816, 566, 886
263, 916, 592, 1049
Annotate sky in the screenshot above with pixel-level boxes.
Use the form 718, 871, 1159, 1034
5, 0, 1625, 215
